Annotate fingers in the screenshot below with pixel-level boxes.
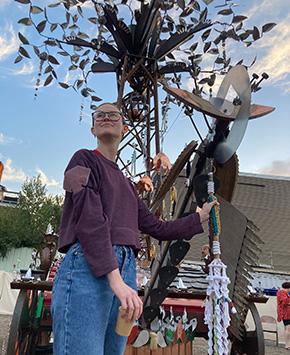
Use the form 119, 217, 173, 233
122, 288, 143, 322
126, 296, 134, 322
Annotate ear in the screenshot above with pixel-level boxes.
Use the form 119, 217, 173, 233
91, 126, 96, 137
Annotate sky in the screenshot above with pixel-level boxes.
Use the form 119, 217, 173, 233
1, 0, 290, 195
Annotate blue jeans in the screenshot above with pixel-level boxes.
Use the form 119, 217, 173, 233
51, 242, 137, 355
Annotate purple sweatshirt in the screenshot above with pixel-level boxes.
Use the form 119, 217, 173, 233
58, 149, 204, 277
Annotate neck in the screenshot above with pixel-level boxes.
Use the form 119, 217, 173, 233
97, 141, 119, 162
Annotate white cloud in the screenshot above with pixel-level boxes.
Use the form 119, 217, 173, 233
0, 158, 59, 188
1, 159, 27, 183
258, 159, 290, 177
0, 132, 21, 145
0, 24, 18, 62
243, 0, 290, 93
36, 168, 60, 187
12, 62, 34, 76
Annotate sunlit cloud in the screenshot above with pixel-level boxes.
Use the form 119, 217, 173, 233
1, 158, 60, 188
241, 0, 290, 93
0, 24, 18, 62
258, 158, 290, 177
0, 132, 21, 145
1, 159, 27, 183
36, 168, 60, 187
12, 62, 35, 76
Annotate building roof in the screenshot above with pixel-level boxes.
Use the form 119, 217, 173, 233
183, 172, 290, 273
232, 173, 290, 272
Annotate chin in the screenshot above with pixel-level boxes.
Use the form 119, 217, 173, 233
97, 132, 122, 141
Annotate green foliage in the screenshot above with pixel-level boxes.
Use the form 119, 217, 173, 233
0, 175, 63, 257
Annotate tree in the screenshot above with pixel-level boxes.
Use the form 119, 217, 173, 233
0, 175, 63, 257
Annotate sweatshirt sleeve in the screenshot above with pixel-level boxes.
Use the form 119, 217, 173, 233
137, 195, 204, 241
61, 150, 118, 277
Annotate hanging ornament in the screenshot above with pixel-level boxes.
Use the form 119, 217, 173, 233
131, 143, 137, 177
170, 185, 177, 218
34, 53, 47, 99
204, 167, 231, 355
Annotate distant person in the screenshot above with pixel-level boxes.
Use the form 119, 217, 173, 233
201, 244, 211, 274
51, 102, 217, 355
277, 281, 290, 350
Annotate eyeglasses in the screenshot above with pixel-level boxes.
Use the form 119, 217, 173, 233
93, 110, 122, 122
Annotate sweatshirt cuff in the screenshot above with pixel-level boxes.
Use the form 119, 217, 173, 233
91, 258, 119, 278
183, 213, 204, 240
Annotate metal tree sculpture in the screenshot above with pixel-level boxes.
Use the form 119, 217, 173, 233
15, 0, 276, 261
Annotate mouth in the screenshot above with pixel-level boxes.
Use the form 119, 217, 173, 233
100, 123, 114, 127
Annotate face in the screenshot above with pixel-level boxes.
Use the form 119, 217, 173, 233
201, 246, 210, 257
91, 103, 128, 141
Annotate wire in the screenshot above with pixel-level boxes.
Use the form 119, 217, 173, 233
163, 108, 183, 138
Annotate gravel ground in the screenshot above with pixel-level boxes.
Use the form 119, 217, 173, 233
1, 315, 289, 355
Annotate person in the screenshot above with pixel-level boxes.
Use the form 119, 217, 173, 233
201, 244, 210, 260
277, 281, 290, 350
201, 244, 211, 274
51, 102, 217, 355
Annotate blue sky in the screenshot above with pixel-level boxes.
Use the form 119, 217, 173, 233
1, 0, 290, 195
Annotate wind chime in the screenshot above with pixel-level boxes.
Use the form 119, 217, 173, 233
204, 167, 231, 355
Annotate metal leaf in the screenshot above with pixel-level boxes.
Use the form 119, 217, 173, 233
159, 62, 189, 74
18, 32, 29, 45
15, 0, 30, 4
88, 17, 98, 24
199, 7, 208, 22
215, 57, 224, 64
208, 47, 218, 54
236, 22, 243, 31
50, 23, 57, 32
218, 8, 233, 15
99, 41, 122, 59
177, 0, 185, 10
91, 58, 117, 73
58, 51, 69, 56
202, 29, 211, 41
180, 6, 194, 17
203, 41, 211, 53
252, 26, 260, 41
155, 30, 195, 60
44, 65, 53, 74
30, 6, 43, 14
76, 79, 83, 89
91, 96, 102, 102
48, 55, 59, 65
19, 46, 30, 58
69, 64, 78, 70
79, 58, 89, 70
44, 74, 53, 86
36, 20, 46, 33
47, 2, 61, 8
14, 55, 23, 64
262, 23, 276, 33
59, 82, 70, 89
232, 15, 247, 23
18, 17, 33, 26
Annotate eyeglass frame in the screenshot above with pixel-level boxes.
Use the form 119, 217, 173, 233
92, 110, 122, 122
